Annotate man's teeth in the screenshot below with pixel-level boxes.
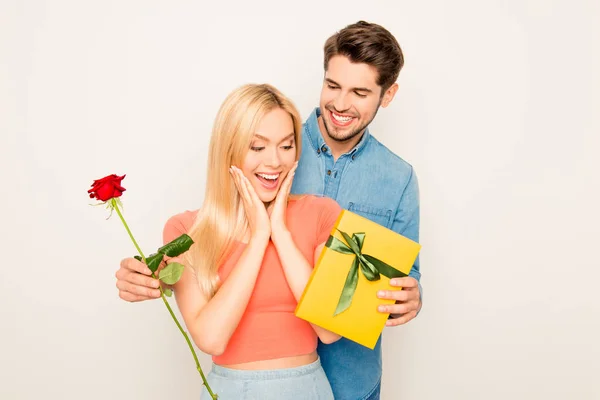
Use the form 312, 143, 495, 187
332, 113, 353, 122
257, 173, 279, 181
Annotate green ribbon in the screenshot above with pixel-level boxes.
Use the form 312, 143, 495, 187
326, 229, 408, 316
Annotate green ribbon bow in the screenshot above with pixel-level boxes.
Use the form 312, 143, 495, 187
326, 229, 408, 316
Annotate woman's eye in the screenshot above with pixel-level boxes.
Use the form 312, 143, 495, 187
282, 145, 295, 150
251, 146, 265, 151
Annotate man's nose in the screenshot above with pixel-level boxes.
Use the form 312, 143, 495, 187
333, 92, 351, 113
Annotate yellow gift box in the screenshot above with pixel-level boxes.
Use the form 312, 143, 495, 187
295, 210, 421, 349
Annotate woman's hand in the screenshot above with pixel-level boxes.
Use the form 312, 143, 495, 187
269, 162, 297, 241
230, 166, 271, 239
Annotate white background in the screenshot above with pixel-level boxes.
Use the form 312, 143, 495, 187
1, 1, 599, 399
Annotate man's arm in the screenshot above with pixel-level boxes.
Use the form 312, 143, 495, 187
115, 214, 189, 302
377, 166, 422, 326
115, 257, 162, 302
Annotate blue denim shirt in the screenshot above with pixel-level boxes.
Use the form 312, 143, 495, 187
291, 108, 421, 400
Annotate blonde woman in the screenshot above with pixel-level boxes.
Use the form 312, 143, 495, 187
129, 84, 342, 399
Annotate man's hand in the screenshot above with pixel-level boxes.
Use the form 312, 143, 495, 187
377, 277, 421, 327
115, 257, 162, 302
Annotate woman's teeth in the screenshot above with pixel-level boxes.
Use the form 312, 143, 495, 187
257, 173, 279, 181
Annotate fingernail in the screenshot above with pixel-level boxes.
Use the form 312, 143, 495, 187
377, 290, 385, 297
378, 305, 386, 312
390, 279, 397, 286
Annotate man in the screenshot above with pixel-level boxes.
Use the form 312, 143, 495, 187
116, 21, 422, 400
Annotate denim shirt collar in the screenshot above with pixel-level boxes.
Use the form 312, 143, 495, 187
305, 107, 371, 160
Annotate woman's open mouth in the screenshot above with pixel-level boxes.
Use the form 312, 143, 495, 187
255, 172, 280, 190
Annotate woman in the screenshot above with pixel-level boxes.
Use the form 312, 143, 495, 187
160, 84, 342, 399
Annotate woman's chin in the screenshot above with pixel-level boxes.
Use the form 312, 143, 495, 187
256, 191, 277, 204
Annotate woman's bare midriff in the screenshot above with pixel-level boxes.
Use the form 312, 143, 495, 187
219, 351, 318, 370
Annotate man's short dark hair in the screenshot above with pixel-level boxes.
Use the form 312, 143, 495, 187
323, 21, 404, 92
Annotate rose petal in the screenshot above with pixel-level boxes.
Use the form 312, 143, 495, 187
87, 174, 127, 201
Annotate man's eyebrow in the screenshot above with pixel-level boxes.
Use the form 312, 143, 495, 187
252, 133, 295, 142
325, 78, 373, 93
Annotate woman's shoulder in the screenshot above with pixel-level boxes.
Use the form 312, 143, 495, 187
288, 195, 342, 219
163, 209, 199, 240
290, 194, 340, 209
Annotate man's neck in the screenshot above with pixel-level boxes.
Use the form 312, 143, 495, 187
317, 116, 365, 161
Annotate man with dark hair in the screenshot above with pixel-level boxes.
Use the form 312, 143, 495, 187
292, 20, 422, 400
115, 21, 421, 400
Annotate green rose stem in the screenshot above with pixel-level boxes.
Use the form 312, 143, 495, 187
110, 198, 217, 399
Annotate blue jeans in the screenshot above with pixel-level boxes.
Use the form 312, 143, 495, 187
199, 358, 334, 400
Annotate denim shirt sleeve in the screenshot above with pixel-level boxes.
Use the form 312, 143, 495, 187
390, 166, 423, 305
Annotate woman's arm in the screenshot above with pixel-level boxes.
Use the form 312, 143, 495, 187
172, 233, 270, 356
271, 232, 341, 344
173, 166, 273, 356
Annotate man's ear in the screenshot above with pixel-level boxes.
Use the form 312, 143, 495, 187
380, 83, 399, 108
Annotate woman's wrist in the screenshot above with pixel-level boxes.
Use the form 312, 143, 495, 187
249, 231, 271, 246
271, 228, 292, 248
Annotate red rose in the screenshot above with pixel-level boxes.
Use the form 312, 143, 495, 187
88, 174, 126, 201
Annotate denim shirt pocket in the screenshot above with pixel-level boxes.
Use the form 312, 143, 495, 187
347, 202, 393, 229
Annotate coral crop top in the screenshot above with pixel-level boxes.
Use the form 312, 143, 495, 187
162, 195, 342, 365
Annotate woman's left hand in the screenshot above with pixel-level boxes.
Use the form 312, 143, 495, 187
269, 162, 298, 240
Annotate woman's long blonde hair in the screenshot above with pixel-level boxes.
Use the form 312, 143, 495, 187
186, 83, 302, 296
